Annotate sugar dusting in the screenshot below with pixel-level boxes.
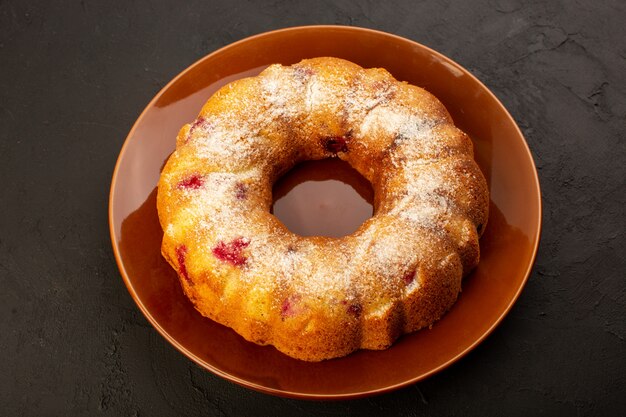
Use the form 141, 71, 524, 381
184, 66, 305, 168
162, 59, 482, 316
389, 168, 451, 227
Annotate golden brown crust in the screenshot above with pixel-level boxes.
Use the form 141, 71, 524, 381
157, 57, 489, 361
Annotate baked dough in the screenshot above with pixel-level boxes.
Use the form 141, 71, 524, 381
157, 57, 489, 361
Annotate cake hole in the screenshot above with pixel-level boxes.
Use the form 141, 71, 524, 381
272, 159, 374, 237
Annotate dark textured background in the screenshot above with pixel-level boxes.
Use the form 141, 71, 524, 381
1, 0, 625, 415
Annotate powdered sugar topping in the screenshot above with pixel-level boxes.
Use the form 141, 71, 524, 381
162, 59, 482, 314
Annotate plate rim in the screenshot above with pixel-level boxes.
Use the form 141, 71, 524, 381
108, 24, 543, 400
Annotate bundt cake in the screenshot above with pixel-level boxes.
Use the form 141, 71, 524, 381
156, 57, 489, 361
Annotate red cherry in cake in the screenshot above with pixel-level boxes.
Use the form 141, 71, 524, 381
280, 294, 302, 318
323, 135, 350, 153
186, 117, 204, 142
189, 117, 214, 134
347, 303, 362, 317
294, 66, 314, 81
212, 237, 250, 266
176, 245, 190, 281
341, 299, 362, 317
177, 174, 204, 190
403, 269, 416, 284
235, 182, 247, 200
190, 116, 205, 130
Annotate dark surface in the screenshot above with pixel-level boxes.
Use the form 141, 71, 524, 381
1, 0, 624, 415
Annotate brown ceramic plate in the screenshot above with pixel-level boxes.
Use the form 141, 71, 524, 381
109, 26, 542, 399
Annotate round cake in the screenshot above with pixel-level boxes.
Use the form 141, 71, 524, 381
157, 57, 489, 361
